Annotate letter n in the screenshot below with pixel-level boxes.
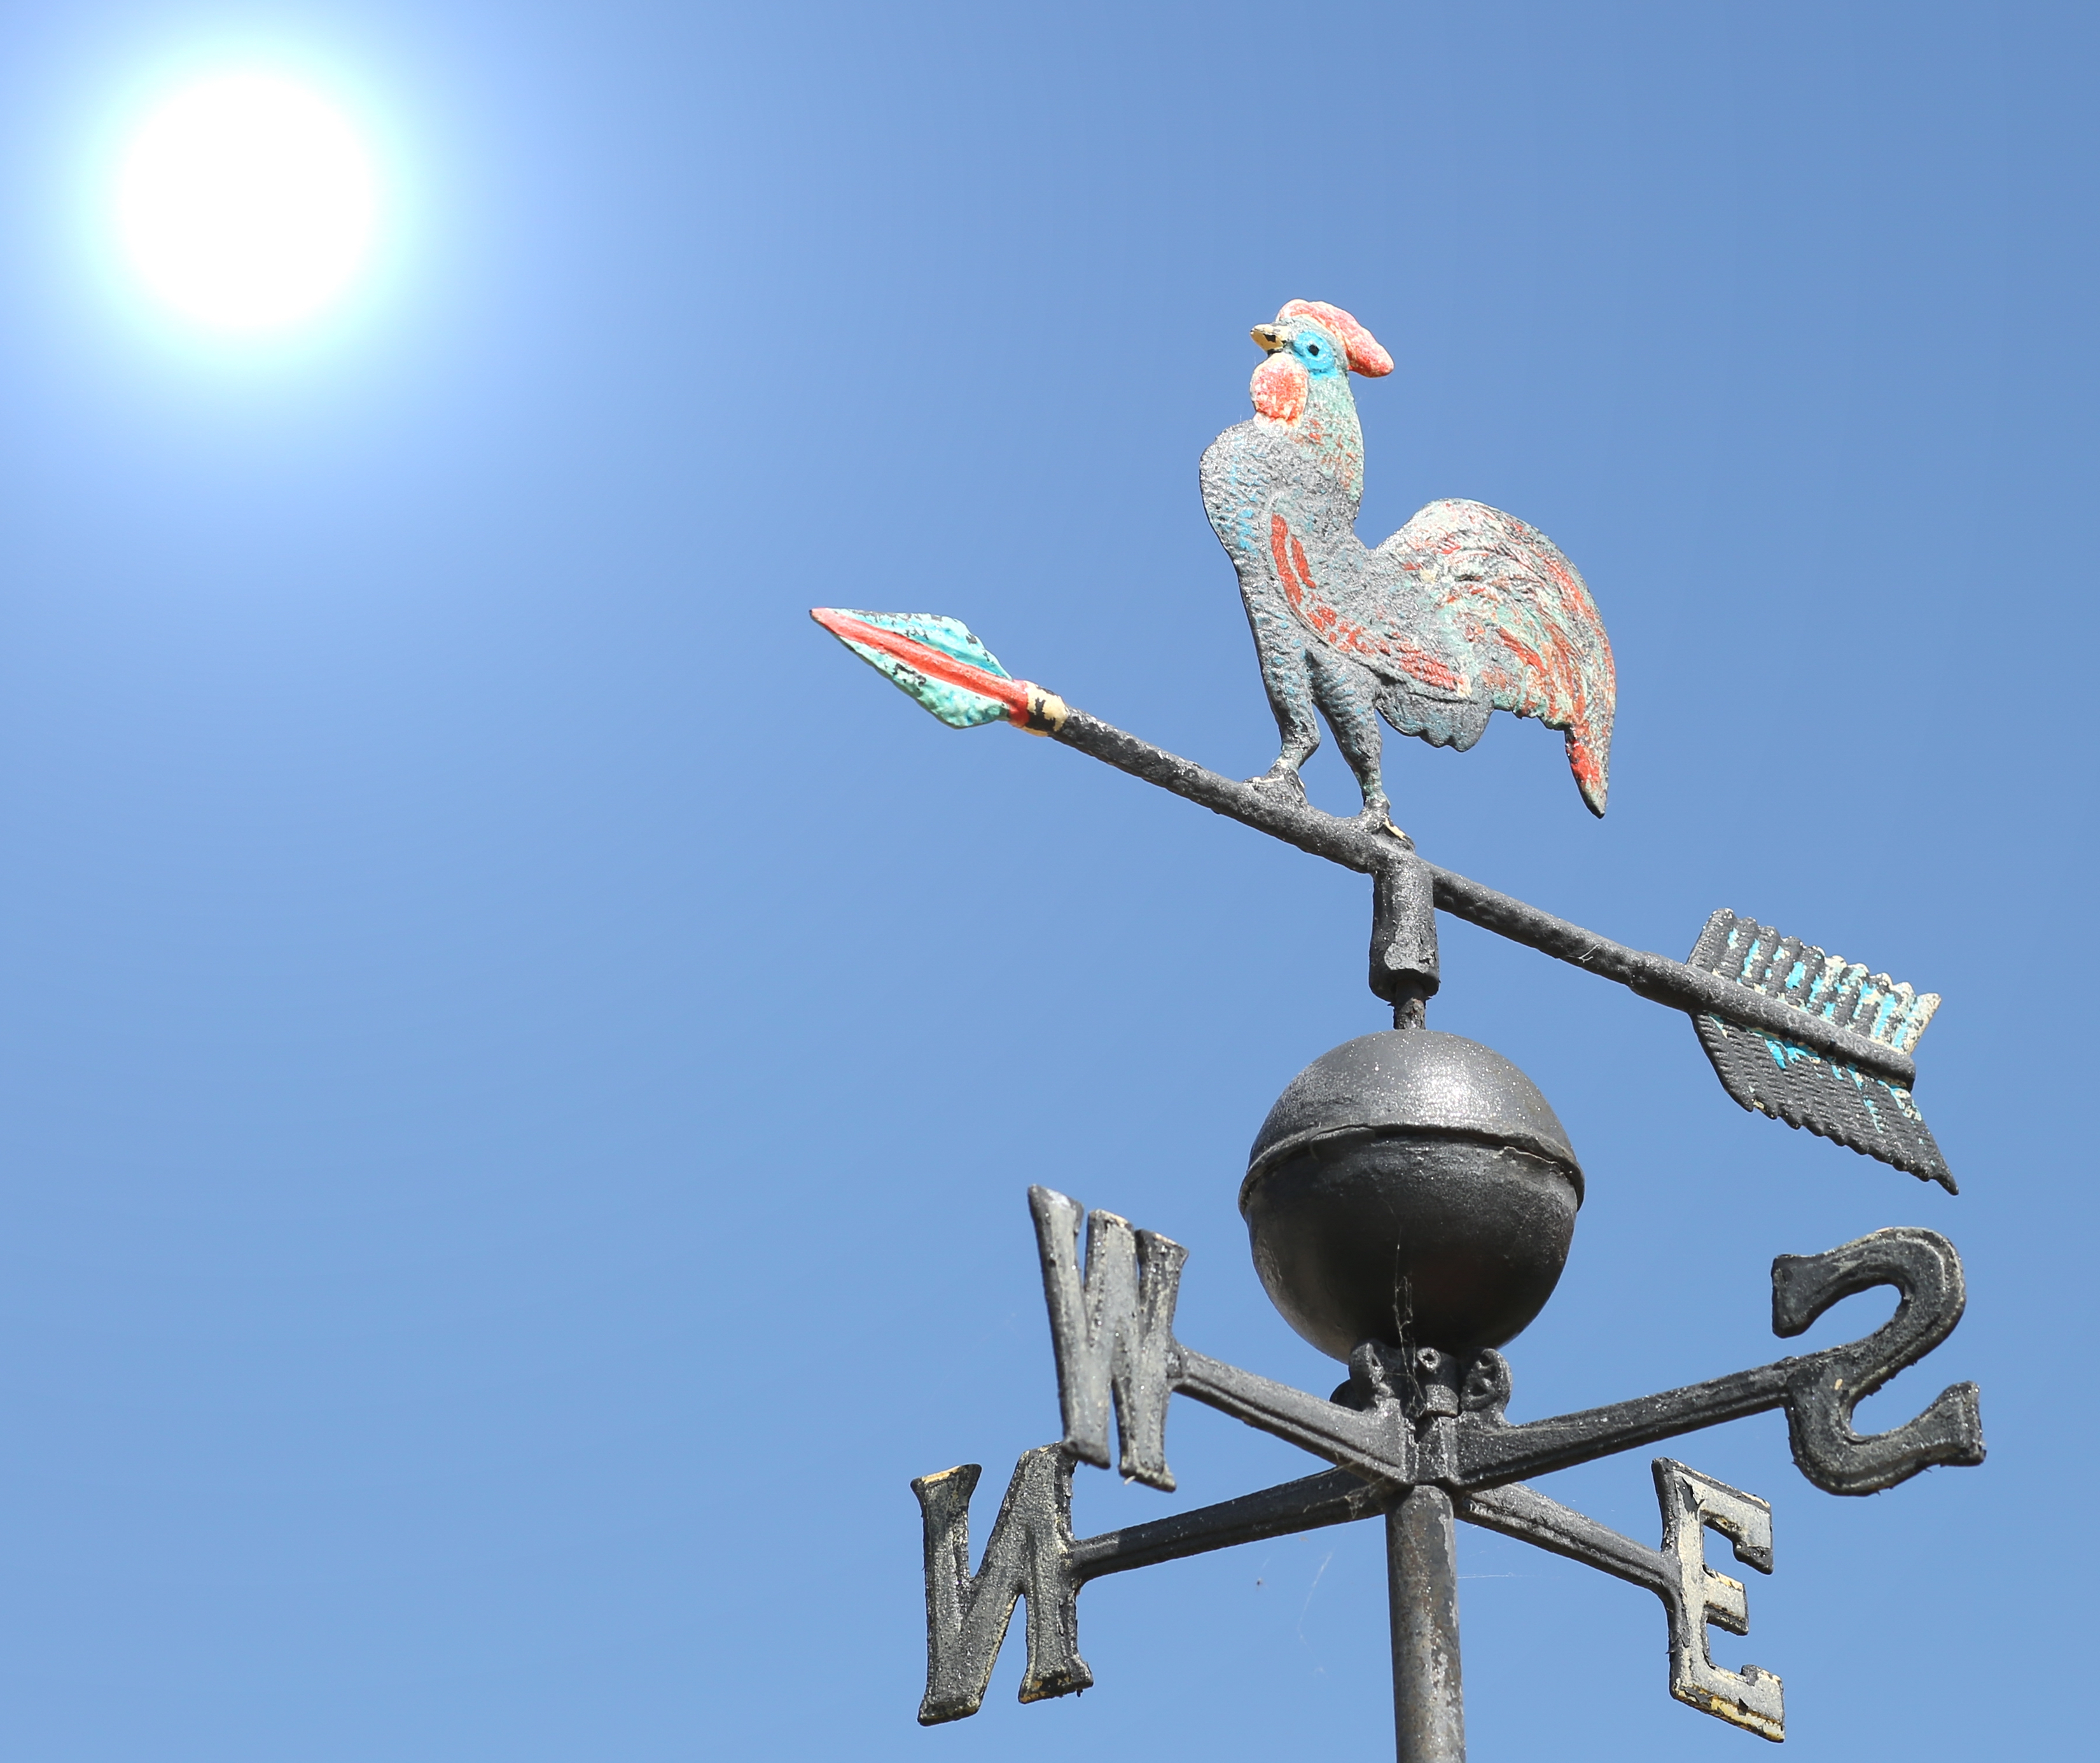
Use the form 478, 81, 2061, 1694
910, 1446, 1090, 1724
1029, 1185, 1186, 1490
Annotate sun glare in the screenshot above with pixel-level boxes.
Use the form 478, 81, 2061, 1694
117, 74, 378, 330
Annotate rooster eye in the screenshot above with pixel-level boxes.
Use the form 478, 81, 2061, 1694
1305, 342, 1323, 356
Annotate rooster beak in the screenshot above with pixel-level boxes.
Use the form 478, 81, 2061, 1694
1251, 324, 1287, 353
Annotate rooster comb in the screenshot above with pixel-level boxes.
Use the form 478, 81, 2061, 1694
1276, 300, 1393, 377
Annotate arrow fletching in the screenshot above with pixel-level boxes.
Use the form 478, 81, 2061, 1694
810, 608, 1066, 734
1687, 910, 1952, 1190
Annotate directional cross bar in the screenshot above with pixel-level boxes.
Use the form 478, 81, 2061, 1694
1080, 1462, 1786, 1739
1033, 1185, 1985, 1501
911, 1186, 1984, 1744
915, 1447, 1786, 1739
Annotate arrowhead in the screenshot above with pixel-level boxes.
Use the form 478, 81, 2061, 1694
810, 608, 1036, 730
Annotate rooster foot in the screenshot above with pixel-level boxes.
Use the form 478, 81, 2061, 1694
1245, 766, 1309, 806
1352, 802, 1410, 846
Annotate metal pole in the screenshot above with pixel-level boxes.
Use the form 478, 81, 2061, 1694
1386, 1486, 1465, 1762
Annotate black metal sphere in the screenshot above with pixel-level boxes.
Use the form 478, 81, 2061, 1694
1240, 1031, 1583, 1362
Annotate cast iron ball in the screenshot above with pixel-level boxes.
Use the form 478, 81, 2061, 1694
1239, 1030, 1583, 1362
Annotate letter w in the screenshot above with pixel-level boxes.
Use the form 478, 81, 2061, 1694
910, 1447, 1090, 1724
1029, 1185, 1186, 1491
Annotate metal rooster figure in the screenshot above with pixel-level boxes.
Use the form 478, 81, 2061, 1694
809, 298, 1979, 1760
1200, 300, 1613, 825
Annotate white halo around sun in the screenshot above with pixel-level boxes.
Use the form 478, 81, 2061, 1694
116, 74, 379, 330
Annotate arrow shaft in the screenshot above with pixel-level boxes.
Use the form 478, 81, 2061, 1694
1054, 707, 1380, 868
1420, 866, 1916, 1087
1050, 706, 1914, 1087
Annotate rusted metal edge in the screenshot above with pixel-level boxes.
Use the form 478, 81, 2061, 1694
1052, 707, 1915, 1088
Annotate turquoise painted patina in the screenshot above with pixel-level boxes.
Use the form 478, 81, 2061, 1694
817, 610, 1017, 728
1199, 299, 1615, 823
1688, 910, 1950, 1188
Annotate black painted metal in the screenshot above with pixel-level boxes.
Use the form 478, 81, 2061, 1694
1155, 1221, 1985, 1498
913, 1187, 1985, 1748
1245, 1136, 1579, 1360
1028, 1187, 1184, 1491
1245, 1031, 1582, 1187
1051, 707, 1935, 1113
1069, 1467, 1385, 1581
1688, 909, 1953, 1189
898, 681, 1977, 1750
910, 1448, 1088, 1724
1062, 1465, 1666, 1592
1370, 851, 1440, 1027
1388, 1487, 1466, 1761
1239, 1030, 1583, 1358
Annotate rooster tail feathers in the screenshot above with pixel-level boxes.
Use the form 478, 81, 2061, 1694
1567, 727, 1610, 817
1378, 499, 1617, 814
1494, 509, 1613, 816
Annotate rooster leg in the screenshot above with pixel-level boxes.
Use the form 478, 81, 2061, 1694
1244, 607, 1320, 798
1307, 652, 1393, 826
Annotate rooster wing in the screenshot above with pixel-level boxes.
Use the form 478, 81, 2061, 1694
1365, 498, 1615, 816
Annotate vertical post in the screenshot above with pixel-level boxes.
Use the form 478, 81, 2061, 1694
1386, 1486, 1464, 1762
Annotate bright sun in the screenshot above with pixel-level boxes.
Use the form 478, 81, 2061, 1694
117, 74, 378, 330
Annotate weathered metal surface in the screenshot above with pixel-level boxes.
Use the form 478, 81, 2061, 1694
1690, 909, 1952, 1190
1058, 706, 1951, 1183
1387, 1486, 1466, 1760
1768, 1227, 1982, 1494
1029, 1187, 1185, 1491
1452, 1227, 1984, 1496
1456, 1477, 1672, 1589
916, 1156, 1977, 1741
910, 1447, 1089, 1724
1653, 1459, 1784, 1741
1457, 1472, 1782, 1739
1030, 1188, 1983, 1500
1240, 1033, 1582, 1358
1056, 707, 1930, 1091
1370, 850, 1440, 1024
1050, 698, 1938, 1096
1069, 1466, 1389, 1580
1245, 1031, 1582, 1187
914, 1444, 1790, 1741
1199, 301, 1615, 821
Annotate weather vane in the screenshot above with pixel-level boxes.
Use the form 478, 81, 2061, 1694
810, 299, 1982, 1757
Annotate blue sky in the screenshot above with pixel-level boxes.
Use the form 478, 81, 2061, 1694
0, 2, 2089, 1757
